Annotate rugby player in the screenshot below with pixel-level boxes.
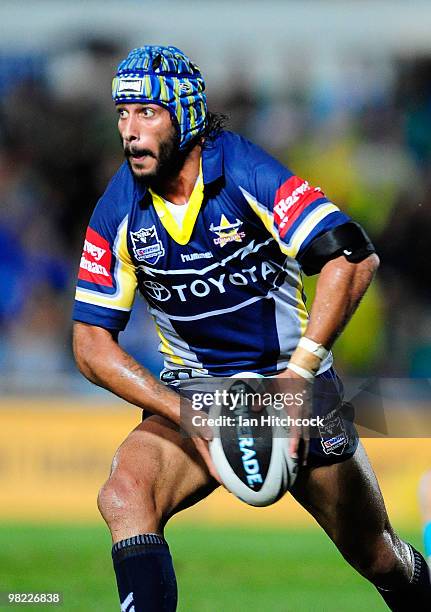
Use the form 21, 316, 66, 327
72, 46, 431, 610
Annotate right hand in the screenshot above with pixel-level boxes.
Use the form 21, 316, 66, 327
272, 369, 314, 467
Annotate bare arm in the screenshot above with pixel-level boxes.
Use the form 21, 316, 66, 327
73, 322, 182, 424
279, 253, 379, 461
304, 252, 380, 349
73, 322, 219, 478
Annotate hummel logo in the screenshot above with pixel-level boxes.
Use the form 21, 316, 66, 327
181, 251, 213, 262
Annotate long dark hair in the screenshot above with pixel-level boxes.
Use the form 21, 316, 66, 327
202, 111, 229, 140
174, 111, 229, 156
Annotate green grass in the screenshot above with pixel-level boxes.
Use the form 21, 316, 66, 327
0, 524, 422, 611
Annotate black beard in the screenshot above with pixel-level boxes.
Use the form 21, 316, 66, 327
124, 131, 188, 189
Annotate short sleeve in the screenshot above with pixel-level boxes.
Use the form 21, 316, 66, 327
72, 182, 137, 331
234, 135, 351, 260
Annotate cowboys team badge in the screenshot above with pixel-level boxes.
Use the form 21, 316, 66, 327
210, 214, 246, 247
130, 226, 165, 265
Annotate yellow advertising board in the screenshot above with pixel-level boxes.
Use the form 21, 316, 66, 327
1, 399, 430, 527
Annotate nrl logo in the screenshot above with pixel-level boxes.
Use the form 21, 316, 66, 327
318, 409, 348, 456
130, 225, 165, 265
209, 214, 246, 248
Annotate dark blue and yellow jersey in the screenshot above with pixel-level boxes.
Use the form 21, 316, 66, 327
73, 131, 350, 377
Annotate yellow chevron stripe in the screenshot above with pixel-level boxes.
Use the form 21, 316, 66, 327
149, 161, 204, 245
242, 189, 310, 332
154, 324, 185, 365
294, 272, 309, 334
289, 203, 339, 256
74, 289, 130, 310
242, 190, 294, 256
242, 189, 341, 260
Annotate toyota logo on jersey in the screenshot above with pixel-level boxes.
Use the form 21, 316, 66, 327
140, 257, 280, 316
143, 281, 172, 302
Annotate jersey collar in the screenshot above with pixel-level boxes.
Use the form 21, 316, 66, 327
149, 160, 204, 245
132, 133, 224, 244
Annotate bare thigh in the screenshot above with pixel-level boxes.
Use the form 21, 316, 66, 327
290, 442, 411, 582
98, 414, 218, 541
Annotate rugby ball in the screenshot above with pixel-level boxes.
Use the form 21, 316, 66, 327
209, 373, 298, 507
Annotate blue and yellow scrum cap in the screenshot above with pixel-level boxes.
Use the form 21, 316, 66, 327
112, 45, 207, 149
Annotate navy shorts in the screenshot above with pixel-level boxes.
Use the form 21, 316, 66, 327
301, 367, 358, 467
144, 367, 359, 468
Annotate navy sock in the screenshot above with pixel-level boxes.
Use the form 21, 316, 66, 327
112, 534, 177, 612
376, 545, 431, 611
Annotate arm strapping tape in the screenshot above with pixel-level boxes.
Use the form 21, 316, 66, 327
298, 337, 329, 361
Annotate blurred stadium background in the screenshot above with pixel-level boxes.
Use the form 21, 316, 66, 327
1, 1, 431, 610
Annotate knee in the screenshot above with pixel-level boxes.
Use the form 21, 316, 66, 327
97, 470, 158, 529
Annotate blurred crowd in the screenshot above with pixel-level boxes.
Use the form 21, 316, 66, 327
1, 38, 430, 391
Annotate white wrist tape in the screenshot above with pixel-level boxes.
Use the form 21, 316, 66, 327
298, 337, 329, 361
286, 362, 315, 380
